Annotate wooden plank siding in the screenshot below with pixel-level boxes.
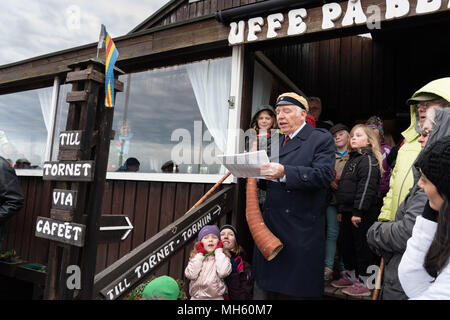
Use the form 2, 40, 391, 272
3, 177, 227, 283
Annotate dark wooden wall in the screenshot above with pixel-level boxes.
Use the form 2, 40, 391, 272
4, 177, 227, 283
263, 25, 450, 142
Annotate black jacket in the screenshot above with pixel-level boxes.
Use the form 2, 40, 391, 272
0, 156, 24, 231
336, 148, 380, 217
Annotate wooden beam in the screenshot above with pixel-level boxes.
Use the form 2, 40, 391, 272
0, 16, 227, 94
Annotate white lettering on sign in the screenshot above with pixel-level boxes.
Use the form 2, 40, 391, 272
35, 217, 85, 246
59, 132, 81, 147
43, 161, 93, 180
322, 3, 343, 29
287, 8, 307, 36
342, 0, 367, 26
247, 16, 264, 42
228, 20, 245, 45
227, 0, 449, 45
181, 213, 213, 242
131, 213, 213, 281
416, 0, 442, 13
267, 13, 284, 38
53, 191, 74, 207
385, 0, 410, 19
134, 241, 176, 279
106, 278, 131, 300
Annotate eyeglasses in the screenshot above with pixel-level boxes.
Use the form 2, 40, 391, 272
416, 101, 437, 110
420, 129, 432, 138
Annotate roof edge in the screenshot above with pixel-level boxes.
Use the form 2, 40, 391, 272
0, 13, 215, 71
128, 0, 186, 34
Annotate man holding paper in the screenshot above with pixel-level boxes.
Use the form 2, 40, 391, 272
252, 92, 335, 299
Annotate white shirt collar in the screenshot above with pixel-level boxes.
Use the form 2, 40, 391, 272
287, 121, 307, 139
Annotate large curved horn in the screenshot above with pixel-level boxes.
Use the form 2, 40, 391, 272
246, 178, 283, 261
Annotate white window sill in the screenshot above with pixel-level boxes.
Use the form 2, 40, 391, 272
15, 169, 235, 184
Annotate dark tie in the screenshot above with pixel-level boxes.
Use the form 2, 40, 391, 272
282, 136, 290, 147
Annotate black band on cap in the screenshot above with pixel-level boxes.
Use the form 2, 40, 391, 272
276, 96, 306, 110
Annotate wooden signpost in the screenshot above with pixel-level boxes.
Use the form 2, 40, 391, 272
37, 58, 124, 300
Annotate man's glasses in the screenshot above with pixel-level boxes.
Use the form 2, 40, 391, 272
416, 101, 436, 110
421, 128, 432, 138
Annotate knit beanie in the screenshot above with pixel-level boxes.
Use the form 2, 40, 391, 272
415, 135, 450, 199
198, 225, 221, 242
142, 276, 179, 300
366, 116, 384, 136
220, 224, 238, 238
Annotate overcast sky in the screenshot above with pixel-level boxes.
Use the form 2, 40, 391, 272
0, 0, 170, 66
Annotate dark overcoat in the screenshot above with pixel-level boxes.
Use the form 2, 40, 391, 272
252, 123, 335, 297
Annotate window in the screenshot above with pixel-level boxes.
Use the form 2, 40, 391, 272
0, 87, 53, 169
53, 56, 232, 175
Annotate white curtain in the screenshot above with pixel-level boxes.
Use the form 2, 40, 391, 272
38, 87, 54, 133
186, 57, 231, 155
252, 61, 273, 115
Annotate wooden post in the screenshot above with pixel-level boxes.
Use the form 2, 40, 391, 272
42, 58, 123, 299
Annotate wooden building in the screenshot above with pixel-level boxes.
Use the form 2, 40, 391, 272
0, 0, 449, 299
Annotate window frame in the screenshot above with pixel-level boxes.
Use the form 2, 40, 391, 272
13, 50, 243, 185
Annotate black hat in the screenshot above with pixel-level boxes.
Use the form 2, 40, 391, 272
415, 135, 450, 199
161, 160, 175, 172
125, 157, 140, 166
329, 123, 349, 136
220, 224, 238, 238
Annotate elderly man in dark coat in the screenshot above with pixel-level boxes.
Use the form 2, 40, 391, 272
252, 92, 335, 299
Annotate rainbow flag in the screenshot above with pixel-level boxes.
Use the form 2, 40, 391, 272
98, 24, 119, 107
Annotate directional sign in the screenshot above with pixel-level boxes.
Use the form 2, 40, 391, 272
35, 216, 86, 247
58, 130, 84, 150
99, 205, 222, 300
52, 189, 78, 211
43, 161, 95, 181
99, 215, 134, 241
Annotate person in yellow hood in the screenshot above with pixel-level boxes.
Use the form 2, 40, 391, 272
378, 77, 450, 222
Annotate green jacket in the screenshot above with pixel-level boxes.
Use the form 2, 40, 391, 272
378, 77, 450, 221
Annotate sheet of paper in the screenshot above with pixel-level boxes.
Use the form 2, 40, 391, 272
216, 150, 269, 178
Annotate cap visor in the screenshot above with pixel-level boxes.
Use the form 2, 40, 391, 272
406, 93, 440, 105
276, 100, 294, 106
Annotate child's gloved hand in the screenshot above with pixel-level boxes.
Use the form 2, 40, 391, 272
197, 242, 206, 254
231, 256, 244, 273
216, 240, 223, 249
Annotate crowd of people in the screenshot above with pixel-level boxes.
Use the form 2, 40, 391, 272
1, 76, 449, 301
177, 76, 450, 300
